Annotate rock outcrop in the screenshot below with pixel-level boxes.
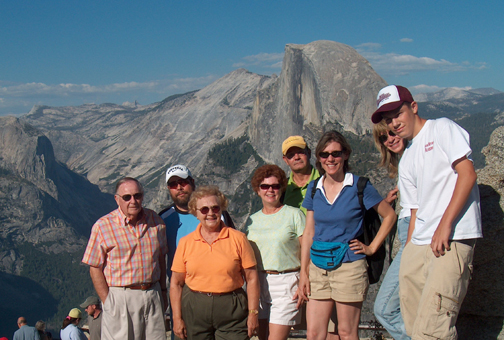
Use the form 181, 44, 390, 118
0, 116, 115, 273
456, 126, 504, 339
250, 40, 387, 163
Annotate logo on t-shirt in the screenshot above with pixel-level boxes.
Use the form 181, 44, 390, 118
425, 141, 434, 152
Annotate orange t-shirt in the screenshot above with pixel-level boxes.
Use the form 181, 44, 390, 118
171, 223, 257, 293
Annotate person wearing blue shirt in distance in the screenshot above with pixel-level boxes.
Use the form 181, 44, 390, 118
295, 131, 396, 340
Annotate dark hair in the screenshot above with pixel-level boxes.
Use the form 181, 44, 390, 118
115, 177, 144, 194
250, 164, 288, 194
188, 185, 229, 216
315, 131, 352, 175
372, 121, 401, 178
61, 317, 79, 330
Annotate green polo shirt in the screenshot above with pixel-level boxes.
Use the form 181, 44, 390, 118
283, 166, 320, 215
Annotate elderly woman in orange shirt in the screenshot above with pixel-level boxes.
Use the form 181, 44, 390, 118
170, 185, 260, 340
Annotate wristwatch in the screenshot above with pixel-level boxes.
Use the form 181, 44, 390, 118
249, 309, 259, 315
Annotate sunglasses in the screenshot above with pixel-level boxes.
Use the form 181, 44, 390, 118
259, 184, 281, 191
197, 205, 221, 214
378, 130, 397, 144
168, 178, 191, 189
318, 151, 343, 159
285, 149, 306, 159
117, 193, 143, 201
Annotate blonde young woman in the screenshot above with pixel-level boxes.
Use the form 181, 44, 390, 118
372, 121, 411, 340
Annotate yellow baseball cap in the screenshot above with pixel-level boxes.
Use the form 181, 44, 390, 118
282, 136, 307, 155
68, 308, 82, 319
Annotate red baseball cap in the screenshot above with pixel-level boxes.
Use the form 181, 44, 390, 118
371, 85, 414, 123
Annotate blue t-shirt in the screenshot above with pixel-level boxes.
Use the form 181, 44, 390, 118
302, 173, 383, 263
159, 205, 200, 277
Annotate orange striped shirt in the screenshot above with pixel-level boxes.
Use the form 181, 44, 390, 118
82, 208, 168, 287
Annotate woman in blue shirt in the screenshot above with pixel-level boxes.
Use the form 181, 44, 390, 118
295, 131, 396, 340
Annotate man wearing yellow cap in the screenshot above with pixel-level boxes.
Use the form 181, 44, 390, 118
281, 136, 320, 215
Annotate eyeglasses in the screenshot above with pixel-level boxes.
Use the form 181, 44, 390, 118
285, 149, 306, 159
117, 193, 143, 201
259, 184, 281, 190
318, 151, 343, 159
168, 178, 191, 189
378, 130, 397, 144
197, 205, 221, 214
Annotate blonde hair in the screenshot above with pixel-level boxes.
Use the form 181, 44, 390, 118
188, 185, 229, 216
372, 121, 400, 178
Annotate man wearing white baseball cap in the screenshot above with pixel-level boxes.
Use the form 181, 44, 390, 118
159, 165, 199, 280
372, 85, 482, 339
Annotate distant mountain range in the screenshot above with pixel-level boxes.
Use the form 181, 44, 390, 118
415, 87, 502, 102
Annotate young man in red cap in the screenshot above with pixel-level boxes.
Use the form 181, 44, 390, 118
371, 85, 482, 339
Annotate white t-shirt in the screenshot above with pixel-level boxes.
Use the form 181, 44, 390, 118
398, 118, 482, 245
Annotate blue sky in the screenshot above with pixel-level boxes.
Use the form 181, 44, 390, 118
1, 0, 502, 116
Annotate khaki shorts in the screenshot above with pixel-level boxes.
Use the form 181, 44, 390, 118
399, 241, 475, 340
309, 259, 368, 302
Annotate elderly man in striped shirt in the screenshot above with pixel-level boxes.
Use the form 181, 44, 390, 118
82, 177, 168, 340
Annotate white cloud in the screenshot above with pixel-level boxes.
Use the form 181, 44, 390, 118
233, 52, 284, 69
356, 44, 487, 76
355, 43, 382, 50
400, 38, 413, 43
0, 75, 219, 115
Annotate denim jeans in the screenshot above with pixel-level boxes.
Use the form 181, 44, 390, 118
374, 216, 411, 340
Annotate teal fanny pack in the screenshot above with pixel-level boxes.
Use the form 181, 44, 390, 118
310, 241, 349, 270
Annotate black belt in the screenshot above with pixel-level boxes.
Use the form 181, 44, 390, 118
125, 282, 156, 290
189, 288, 240, 297
263, 268, 300, 275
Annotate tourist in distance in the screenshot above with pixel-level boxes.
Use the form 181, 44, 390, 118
246, 164, 305, 340
60, 308, 87, 340
80, 296, 102, 340
372, 121, 410, 340
170, 185, 259, 340
295, 131, 396, 340
35, 321, 48, 340
82, 177, 168, 340
371, 85, 482, 339
13, 317, 40, 340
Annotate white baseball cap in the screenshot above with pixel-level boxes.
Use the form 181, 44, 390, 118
165, 164, 192, 183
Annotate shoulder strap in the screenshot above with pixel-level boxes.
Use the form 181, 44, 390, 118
222, 210, 236, 229
311, 177, 322, 199
357, 176, 369, 211
158, 203, 175, 216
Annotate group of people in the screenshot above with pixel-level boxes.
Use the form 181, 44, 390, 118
10, 317, 51, 340
72, 84, 481, 340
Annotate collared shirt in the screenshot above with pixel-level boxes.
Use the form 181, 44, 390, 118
13, 325, 40, 340
283, 166, 320, 215
82, 208, 168, 287
171, 223, 256, 293
302, 173, 383, 263
88, 311, 102, 340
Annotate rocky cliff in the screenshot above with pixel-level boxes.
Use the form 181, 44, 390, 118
455, 126, 504, 339
0, 116, 115, 273
250, 40, 387, 163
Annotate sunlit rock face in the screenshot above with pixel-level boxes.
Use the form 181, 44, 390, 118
250, 40, 386, 164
